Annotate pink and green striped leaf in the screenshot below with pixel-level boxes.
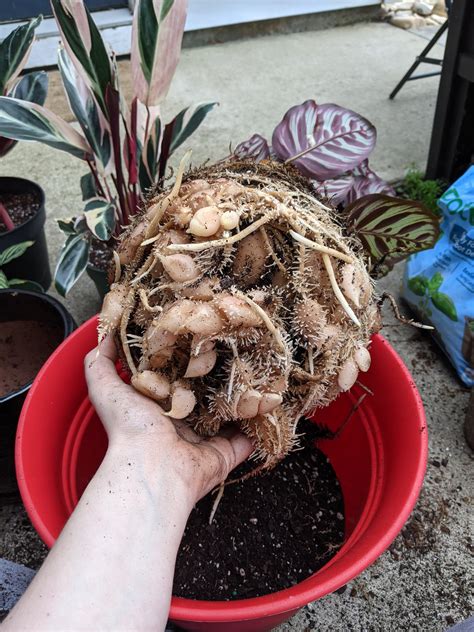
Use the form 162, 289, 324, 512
84, 197, 116, 241
313, 160, 394, 207
272, 100, 376, 180
0, 96, 92, 159
0, 16, 42, 94
54, 233, 90, 296
58, 48, 112, 173
234, 133, 270, 162
345, 194, 440, 266
51, 0, 113, 114
131, 0, 187, 107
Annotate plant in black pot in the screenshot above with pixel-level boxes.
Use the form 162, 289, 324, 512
0, 0, 216, 299
0, 17, 51, 291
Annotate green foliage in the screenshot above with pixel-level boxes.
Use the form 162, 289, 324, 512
344, 194, 440, 275
407, 272, 457, 321
397, 168, 446, 216
0, 240, 44, 291
0, 0, 217, 294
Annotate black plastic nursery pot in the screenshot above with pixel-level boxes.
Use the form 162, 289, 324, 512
0, 177, 51, 291
0, 289, 75, 502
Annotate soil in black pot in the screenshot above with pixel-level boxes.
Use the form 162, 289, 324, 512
89, 238, 113, 271
0, 192, 41, 233
173, 423, 345, 600
0, 320, 64, 397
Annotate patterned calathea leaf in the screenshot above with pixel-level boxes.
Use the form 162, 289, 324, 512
83, 198, 116, 241
131, 0, 187, 107
344, 194, 440, 269
58, 48, 112, 174
10, 70, 48, 105
0, 241, 34, 266
313, 160, 394, 207
51, 0, 114, 115
234, 134, 271, 162
272, 100, 376, 180
54, 233, 90, 297
0, 16, 42, 95
0, 96, 92, 159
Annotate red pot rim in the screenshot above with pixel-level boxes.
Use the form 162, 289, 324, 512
16, 316, 428, 624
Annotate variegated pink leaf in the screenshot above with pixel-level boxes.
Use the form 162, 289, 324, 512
0, 96, 92, 159
0, 16, 42, 94
272, 100, 376, 180
131, 0, 187, 107
51, 0, 114, 114
234, 134, 270, 162
313, 160, 395, 207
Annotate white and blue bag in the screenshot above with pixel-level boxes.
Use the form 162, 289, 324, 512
402, 166, 474, 386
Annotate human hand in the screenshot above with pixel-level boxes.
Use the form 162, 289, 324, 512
84, 336, 253, 508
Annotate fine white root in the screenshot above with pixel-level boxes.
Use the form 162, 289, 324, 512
143, 150, 192, 243
166, 214, 273, 253
139, 289, 163, 314
120, 289, 138, 376
322, 254, 361, 327
260, 227, 287, 274
289, 229, 353, 264
232, 290, 286, 353
209, 482, 225, 525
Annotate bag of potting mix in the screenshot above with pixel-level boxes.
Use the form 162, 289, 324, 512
402, 166, 474, 387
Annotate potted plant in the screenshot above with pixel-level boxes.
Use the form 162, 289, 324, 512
0, 0, 216, 299
0, 279, 75, 501
0, 18, 51, 291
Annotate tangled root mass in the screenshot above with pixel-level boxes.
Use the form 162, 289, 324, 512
100, 161, 382, 468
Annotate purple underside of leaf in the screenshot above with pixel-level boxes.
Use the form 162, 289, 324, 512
234, 134, 270, 162
313, 159, 394, 207
271, 100, 376, 180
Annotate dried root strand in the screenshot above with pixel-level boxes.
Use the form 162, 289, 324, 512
322, 254, 361, 327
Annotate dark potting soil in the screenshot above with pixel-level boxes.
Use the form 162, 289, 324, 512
0, 193, 40, 233
173, 428, 345, 600
0, 320, 63, 397
89, 239, 112, 271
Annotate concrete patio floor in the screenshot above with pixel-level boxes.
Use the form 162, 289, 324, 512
1, 18, 472, 631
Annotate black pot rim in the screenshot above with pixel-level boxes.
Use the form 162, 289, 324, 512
0, 288, 76, 404
0, 177, 46, 238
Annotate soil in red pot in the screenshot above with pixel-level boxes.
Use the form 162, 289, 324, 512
173, 422, 345, 600
0, 192, 40, 233
0, 320, 63, 397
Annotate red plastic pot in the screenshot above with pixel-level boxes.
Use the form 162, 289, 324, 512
16, 316, 427, 632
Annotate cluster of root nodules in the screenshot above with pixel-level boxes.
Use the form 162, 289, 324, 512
100, 161, 381, 468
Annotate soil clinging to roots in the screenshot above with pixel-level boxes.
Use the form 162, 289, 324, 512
100, 160, 382, 468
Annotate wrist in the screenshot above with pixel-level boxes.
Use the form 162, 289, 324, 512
103, 439, 196, 517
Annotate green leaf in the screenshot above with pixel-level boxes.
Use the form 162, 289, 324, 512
431, 291, 458, 321
0, 269, 8, 289
345, 194, 441, 270
57, 218, 77, 235
58, 49, 111, 171
138, 116, 161, 191
80, 172, 97, 201
84, 198, 116, 241
137, 0, 159, 84
54, 234, 90, 296
168, 102, 217, 154
0, 16, 42, 94
427, 271, 443, 295
0, 96, 91, 159
0, 240, 34, 266
10, 71, 48, 105
407, 275, 429, 297
51, 0, 112, 113
8, 278, 44, 292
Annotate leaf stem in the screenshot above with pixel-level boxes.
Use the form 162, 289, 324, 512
0, 202, 15, 231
